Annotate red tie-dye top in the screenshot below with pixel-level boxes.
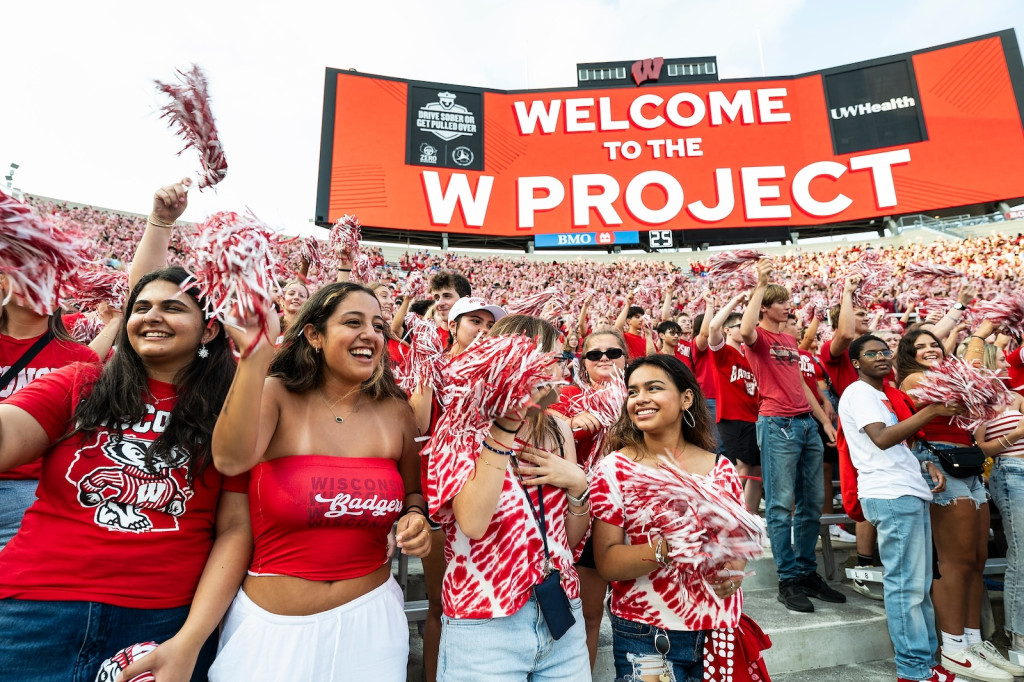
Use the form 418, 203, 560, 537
591, 451, 744, 631
427, 445, 581, 619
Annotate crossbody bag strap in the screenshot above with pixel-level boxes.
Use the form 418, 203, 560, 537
511, 454, 552, 575
0, 330, 54, 393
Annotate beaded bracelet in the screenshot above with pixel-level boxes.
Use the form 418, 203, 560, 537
481, 439, 514, 457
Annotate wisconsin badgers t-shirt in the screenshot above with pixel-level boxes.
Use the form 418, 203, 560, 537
0, 362, 246, 608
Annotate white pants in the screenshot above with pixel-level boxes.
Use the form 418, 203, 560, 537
209, 577, 409, 681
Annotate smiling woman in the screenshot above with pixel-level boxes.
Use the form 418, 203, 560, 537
208, 281, 431, 681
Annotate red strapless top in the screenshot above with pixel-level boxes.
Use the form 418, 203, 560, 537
249, 455, 404, 581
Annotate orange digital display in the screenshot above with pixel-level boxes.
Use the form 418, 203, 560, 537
316, 32, 1024, 238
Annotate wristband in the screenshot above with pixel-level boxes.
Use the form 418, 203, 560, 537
566, 487, 590, 506
401, 504, 428, 518
338, 268, 352, 272
492, 419, 522, 435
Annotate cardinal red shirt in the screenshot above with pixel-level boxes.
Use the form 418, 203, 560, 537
709, 342, 758, 423
819, 339, 859, 397
623, 332, 646, 361
745, 327, 811, 417
591, 452, 743, 631
426, 437, 580, 619
0, 331, 99, 481
690, 340, 718, 400
0, 362, 247, 609
798, 350, 824, 406
673, 343, 693, 370
1007, 347, 1024, 391
549, 385, 600, 472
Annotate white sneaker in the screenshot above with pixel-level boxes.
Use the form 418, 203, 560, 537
941, 647, 1014, 682
829, 524, 856, 544
970, 641, 1024, 677
851, 577, 885, 601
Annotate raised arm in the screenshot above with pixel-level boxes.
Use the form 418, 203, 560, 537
693, 291, 714, 352
129, 178, 191, 291
613, 292, 634, 332
930, 285, 974, 341
391, 293, 413, 340
708, 292, 745, 349
87, 303, 122, 360
799, 317, 820, 351
658, 284, 675, 323
211, 316, 281, 477
829, 275, 862, 358
577, 294, 593, 339
740, 259, 772, 346
450, 417, 526, 540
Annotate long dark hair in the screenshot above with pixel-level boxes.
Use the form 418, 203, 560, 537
270, 282, 405, 401
69, 267, 236, 481
607, 354, 716, 456
489, 314, 564, 451
896, 328, 945, 385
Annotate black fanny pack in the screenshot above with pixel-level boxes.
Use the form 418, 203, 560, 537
923, 440, 986, 479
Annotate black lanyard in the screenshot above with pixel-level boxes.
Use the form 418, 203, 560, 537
510, 454, 553, 577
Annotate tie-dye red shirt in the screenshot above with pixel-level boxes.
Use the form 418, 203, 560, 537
427, 443, 580, 619
591, 451, 744, 631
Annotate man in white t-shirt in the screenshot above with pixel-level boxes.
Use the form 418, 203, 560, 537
838, 334, 960, 682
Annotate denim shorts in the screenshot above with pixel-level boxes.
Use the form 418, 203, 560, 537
0, 598, 216, 682
913, 443, 988, 508
610, 613, 704, 682
439, 594, 589, 682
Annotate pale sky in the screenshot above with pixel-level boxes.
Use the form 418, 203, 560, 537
4, 0, 1023, 237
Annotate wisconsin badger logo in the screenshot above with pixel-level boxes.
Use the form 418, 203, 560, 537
76, 438, 191, 533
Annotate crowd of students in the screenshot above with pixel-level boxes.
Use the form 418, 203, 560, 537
1, 187, 1023, 682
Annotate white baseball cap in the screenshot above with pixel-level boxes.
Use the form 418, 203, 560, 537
448, 296, 507, 323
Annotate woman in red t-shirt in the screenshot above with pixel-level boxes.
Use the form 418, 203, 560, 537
549, 326, 627, 668
0, 267, 246, 682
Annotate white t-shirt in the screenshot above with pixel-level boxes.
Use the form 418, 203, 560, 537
838, 380, 932, 501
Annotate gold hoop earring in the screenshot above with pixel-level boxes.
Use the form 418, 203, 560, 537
682, 408, 696, 429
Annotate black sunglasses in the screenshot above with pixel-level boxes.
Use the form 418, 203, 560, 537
583, 348, 625, 362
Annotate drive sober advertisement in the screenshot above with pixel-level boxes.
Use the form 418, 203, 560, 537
316, 31, 1024, 238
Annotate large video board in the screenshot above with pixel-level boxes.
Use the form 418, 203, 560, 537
315, 31, 1024, 239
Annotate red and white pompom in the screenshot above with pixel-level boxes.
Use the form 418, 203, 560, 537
711, 268, 757, 296
185, 210, 282, 355
907, 357, 1014, 430
971, 293, 1024, 340
505, 286, 569, 318
628, 456, 765, 600
69, 313, 106, 344
301, 235, 327, 275
393, 313, 447, 395
796, 294, 829, 328
834, 250, 894, 308
905, 262, 965, 290
0, 188, 85, 315
328, 214, 362, 261
401, 271, 428, 301
67, 268, 129, 313
425, 334, 560, 461
916, 297, 955, 321
349, 253, 377, 283
706, 249, 765, 280
154, 65, 227, 190
568, 373, 627, 469
95, 641, 157, 682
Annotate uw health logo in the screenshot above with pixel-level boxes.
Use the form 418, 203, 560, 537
407, 85, 484, 171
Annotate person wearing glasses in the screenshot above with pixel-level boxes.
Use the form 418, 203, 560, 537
550, 327, 628, 668
706, 292, 762, 513
838, 334, 963, 682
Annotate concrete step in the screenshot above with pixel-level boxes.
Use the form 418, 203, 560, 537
771, 659, 897, 682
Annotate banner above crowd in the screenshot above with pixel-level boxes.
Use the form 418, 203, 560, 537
315, 31, 1024, 239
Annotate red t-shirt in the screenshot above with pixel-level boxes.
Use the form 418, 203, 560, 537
690, 339, 717, 400
623, 332, 646, 361
1006, 347, 1024, 391
745, 327, 811, 417
673, 343, 693, 370
799, 350, 824, 406
549, 385, 601, 472
710, 342, 758, 422
0, 331, 99, 481
0, 363, 247, 608
591, 452, 743, 630
819, 339, 858, 397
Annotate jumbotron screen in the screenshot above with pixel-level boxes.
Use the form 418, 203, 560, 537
315, 31, 1024, 240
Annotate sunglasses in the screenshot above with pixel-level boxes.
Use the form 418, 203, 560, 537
861, 349, 895, 359
583, 348, 625, 362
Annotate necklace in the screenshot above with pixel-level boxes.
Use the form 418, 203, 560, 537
317, 388, 359, 423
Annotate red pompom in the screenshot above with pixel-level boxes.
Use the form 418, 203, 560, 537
392, 313, 447, 395
706, 250, 765, 280
506, 286, 569, 319
971, 294, 1024, 340
96, 641, 158, 682
567, 373, 627, 470
0, 188, 85, 315
301, 235, 326, 275
424, 334, 560, 463
905, 262, 965, 290
907, 357, 1014, 430
66, 268, 129, 312
68, 313, 105, 344
833, 250, 894, 308
796, 294, 829, 328
329, 215, 361, 261
401, 272, 428, 301
628, 456, 765, 598
349, 253, 377, 283
155, 65, 227, 190
185, 211, 283, 355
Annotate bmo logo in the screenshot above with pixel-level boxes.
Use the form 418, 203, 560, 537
556, 233, 596, 246
535, 230, 640, 249
597, 232, 613, 245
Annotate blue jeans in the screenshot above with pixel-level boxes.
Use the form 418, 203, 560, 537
0, 479, 38, 550
610, 613, 704, 682
756, 414, 824, 581
861, 496, 937, 681
0, 598, 217, 682
990, 457, 1024, 638
438, 594, 589, 682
